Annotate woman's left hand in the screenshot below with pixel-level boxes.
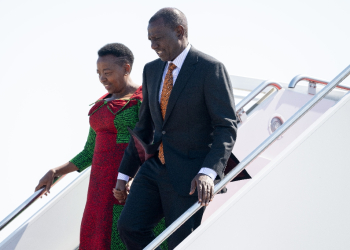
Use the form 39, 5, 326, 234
113, 178, 134, 203
113, 187, 126, 203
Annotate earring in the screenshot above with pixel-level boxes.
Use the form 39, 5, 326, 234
124, 73, 128, 76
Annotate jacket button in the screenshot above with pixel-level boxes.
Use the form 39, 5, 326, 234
162, 131, 166, 135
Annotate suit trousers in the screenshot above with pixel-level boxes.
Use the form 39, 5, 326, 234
117, 156, 205, 250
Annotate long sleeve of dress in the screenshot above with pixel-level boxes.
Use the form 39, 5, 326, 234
70, 126, 96, 172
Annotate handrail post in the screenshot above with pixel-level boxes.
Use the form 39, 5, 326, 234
288, 74, 350, 92
236, 80, 282, 123
144, 64, 350, 250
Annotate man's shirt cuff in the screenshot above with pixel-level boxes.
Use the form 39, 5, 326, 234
198, 168, 217, 180
117, 172, 130, 181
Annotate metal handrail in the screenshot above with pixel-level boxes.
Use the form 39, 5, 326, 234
0, 175, 65, 231
288, 74, 350, 91
144, 64, 350, 250
236, 80, 282, 123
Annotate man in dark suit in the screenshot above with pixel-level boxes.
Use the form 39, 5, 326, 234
115, 7, 237, 250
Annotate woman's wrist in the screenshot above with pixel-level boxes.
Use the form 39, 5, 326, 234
50, 168, 58, 177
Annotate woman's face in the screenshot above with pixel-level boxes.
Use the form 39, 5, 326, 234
96, 55, 128, 94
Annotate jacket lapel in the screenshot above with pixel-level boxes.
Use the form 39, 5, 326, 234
163, 47, 198, 126
150, 60, 166, 125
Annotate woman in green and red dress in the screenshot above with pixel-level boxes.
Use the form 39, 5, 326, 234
35, 43, 167, 250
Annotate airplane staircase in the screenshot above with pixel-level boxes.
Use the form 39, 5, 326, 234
1, 66, 350, 250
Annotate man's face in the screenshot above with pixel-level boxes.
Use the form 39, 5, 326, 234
148, 18, 181, 62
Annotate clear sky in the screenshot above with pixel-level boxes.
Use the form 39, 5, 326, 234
0, 0, 349, 233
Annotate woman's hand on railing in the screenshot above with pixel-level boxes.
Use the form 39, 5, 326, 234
34, 162, 78, 197
35, 169, 56, 197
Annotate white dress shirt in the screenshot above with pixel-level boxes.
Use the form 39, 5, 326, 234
117, 44, 217, 181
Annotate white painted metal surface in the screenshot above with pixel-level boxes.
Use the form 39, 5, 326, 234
177, 92, 350, 250
203, 88, 337, 221
0, 169, 90, 250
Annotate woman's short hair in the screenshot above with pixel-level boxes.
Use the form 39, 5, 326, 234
98, 43, 134, 70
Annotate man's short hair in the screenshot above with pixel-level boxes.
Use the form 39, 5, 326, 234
149, 8, 188, 38
98, 43, 134, 70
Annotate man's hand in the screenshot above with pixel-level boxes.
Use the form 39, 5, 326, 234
125, 178, 134, 195
113, 179, 128, 203
189, 173, 214, 206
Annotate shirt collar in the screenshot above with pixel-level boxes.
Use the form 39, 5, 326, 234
168, 43, 191, 70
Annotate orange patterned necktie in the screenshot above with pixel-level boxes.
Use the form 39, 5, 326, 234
158, 63, 177, 164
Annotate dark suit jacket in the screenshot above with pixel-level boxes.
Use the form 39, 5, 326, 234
119, 46, 238, 196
